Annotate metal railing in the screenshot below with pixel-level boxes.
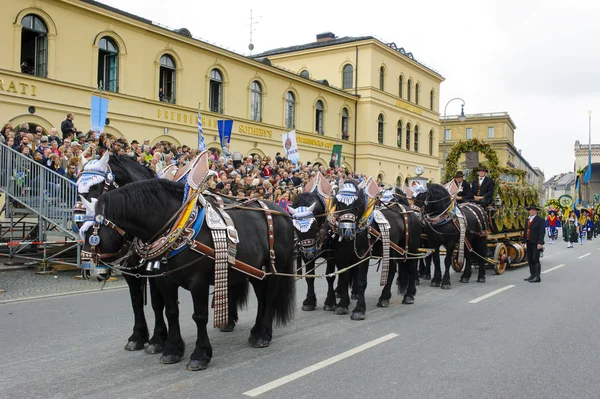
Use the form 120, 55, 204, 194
441, 112, 509, 120
0, 142, 78, 238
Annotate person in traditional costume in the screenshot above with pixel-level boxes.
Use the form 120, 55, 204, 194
564, 211, 579, 248
469, 164, 494, 207
545, 209, 560, 243
594, 213, 600, 238
522, 204, 545, 283
584, 209, 594, 241
445, 171, 472, 204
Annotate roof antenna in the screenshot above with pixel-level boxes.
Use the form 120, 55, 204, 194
247, 9, 261, 55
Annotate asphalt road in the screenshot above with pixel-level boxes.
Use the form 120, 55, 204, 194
2, 240, 600, 399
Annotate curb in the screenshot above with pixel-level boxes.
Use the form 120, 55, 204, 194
0, 284, 128, 305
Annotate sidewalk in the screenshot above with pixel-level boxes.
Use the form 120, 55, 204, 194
0, 268, 127, 303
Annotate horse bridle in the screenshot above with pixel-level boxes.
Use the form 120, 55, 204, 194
81, 213, 130, 266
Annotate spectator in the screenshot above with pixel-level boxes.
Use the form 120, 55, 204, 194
49, 140, 62, 157
60, 112, 77, 139
48, 128, 62, 145
65, 163, 78, 183
36, 136, 49, 154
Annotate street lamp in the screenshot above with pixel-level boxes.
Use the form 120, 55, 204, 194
442, 97, 466, 177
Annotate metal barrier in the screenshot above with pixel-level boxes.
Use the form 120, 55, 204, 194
0, 142, 81, 270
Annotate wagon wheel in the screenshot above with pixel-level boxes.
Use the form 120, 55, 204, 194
493, 243, 508, 275
452, 250, 464, 272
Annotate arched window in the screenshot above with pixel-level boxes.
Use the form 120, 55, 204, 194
407, 79, 412, 102
397, 121, 402, 148
377, 114, 384, 144
429, 130, 434, 155
377, 173, 384, 184
414, 125, 419, 152
98, 37, 119, 92
341, 108, 349, 140
399, 76, 403, 99
342, 64, 353, 89
430, 90, 435, 111
20, 14, 48, 78
379, 66, 385, 90
315, 100, 324, 134
405, 123, 411, 151
250, 81, 262, 121
299, 70, 310, 79
285, 91, 295, 129
415, 83, 420, 105
396, 175, 403, 187
159, 55, 176, 103
209, 69, 223, 113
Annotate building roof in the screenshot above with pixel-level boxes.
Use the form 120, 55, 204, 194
441, 112, 517, 130
547, 172, 576, 189
252, 35, 443, 79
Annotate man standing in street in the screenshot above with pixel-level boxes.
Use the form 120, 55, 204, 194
523, 204, 545, 283
470, 165, 495, 207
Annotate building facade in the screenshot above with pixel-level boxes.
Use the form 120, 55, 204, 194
440, 112, 544, 199
0, 0, 444, 184
543, 172, 576, 203
254, 33, 444, 185
574, 140, 600, 205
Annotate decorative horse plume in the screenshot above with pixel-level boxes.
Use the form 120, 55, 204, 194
289, 203, 317, 233
77, 152, 111, 194
336, 183, 358, 206
78, 195, 98, 240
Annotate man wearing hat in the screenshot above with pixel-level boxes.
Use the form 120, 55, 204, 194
523, 204, 545, 283
471, 165, 494, 207
446, 171, 472, 204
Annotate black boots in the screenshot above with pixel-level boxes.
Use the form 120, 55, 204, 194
524, 263, 534, 281
529, 263, 541, 283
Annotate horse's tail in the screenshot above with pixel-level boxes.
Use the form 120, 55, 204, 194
273, 249, 296, 326
231, 279, 249, 310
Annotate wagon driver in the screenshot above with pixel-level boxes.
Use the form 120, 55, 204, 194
446, 170, 472, 204
522, 204, 544, 283
471, 164, 495, 207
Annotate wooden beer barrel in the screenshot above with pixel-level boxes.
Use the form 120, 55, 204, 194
506, 242, 526, 263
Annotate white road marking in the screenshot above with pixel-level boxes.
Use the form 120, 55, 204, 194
542, 264, 566, 274
578, 253, 591, 259
243, 333, 399, 397
468, 285, 515, 304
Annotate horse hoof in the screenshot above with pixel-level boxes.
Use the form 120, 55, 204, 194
351, 293, 359, 300
160, 354, 182, 364
124, 340, 145, 351
302, 304, 317, 311
219, 322, 236, 333
377, 299, 390, 308
252, 338, 271, 348
402, 296, 415, 305
351, 311, 366, 320
477, 277, 486, 283
459, 277, 469, 283
186, 359, 209, 371
430, 282, 440, 288
335, 307, 349, 315
323, 304, 336, 311
441, 284, 451, 290
144, 343, 164, 354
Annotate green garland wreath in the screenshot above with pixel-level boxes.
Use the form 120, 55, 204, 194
444, 138, 501, 191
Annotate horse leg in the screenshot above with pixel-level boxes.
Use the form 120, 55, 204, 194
351, 260, 369, 320
477, 239, 487, 283
158, 284, 185, 365
423, 254, 432, 280
323, 257, 337, 311
122, 274, 149, 351
460, 256, 473, 283
334, 265, 351, 315
403, 258, 417, 304
186, 278, 212, 371
145, 277, 170, 354
430, 249, 442, 287
302, 257, 317, 311
377, 259, 397, 308
248, 279, 268, 346
441, 243, 455, 289
397, 259, 408, 295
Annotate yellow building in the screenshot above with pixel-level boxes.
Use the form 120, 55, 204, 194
254, 33, 445, 185
0, 0, 444, 184
440, 112, 544, 198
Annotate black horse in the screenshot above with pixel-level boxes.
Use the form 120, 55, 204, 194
417, 184, 489, 288
289, 192, 337, 312
82, 179, 296, 371
76, 153, 174, 354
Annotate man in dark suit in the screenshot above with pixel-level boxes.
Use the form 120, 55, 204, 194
471, 165, 495, 207
523, 204, 545, 283
447, 171, 472, 204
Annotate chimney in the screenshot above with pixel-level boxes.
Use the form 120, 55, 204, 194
316, 32, 336, 42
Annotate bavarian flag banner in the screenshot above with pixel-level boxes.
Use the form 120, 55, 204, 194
217, 120, 233, 158
282, 130, 300, 164
331, 144, 342, 167
90, 95, 109, 138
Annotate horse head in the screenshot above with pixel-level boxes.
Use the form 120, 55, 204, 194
289, 192, 324, 260
330, 181, 366, 241
423, 183, 452, 216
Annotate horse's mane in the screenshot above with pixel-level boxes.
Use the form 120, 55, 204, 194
97, 179, 184, 222
292, 192, 323, 209
425, 183, 451, 215
109, 155, 156, 182
393, 187, 410, 206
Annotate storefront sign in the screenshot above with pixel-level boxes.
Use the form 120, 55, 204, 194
395, 99, 422, 115
0, 78, 37, 96
238, 124, 273, 138
157, 108, 218, 128
296, 135, 334, 149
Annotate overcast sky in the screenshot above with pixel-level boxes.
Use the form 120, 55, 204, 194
98, 0, 598, 179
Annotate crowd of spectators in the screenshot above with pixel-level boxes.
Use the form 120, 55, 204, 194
1, 112, 369, 210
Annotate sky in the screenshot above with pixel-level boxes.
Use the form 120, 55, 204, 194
98, 0, 600, 180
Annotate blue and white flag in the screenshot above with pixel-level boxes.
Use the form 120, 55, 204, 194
282, 130, 300, 164
217, 120, 233, 158
198, 111, 206, 151
584, 149, 592, 184
90, 95, 109, 139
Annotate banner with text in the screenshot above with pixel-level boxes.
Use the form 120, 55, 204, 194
217, 119, 233, 159
282, 130, 300, 164
90, 95, 109, 138
330, 144, 342, 167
